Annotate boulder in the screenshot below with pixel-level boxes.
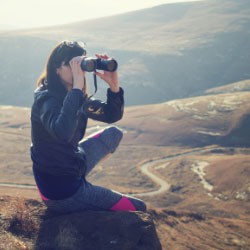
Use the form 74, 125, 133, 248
35, 210, 162, 250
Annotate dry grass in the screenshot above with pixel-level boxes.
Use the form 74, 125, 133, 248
0, 196, 249, 250
0, 232, 28, 250
1, 91, 250, 249
151, 208, 250, 250
8, 199, 39, 238
0, 196, 45, 250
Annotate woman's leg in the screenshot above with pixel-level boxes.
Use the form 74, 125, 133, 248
44, 180, 147, 214
43, 126, 146, 213
78, 126, 123, 177
79, 181, 146, 212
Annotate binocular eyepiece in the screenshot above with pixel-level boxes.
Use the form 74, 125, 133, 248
81, 58, 118, 72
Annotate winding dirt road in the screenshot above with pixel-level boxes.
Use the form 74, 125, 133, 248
131, 147, 215, 197
0, 147, 216, 196
0, 182, 36, 189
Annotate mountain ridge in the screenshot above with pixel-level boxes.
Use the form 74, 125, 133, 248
0, 0, 250, 107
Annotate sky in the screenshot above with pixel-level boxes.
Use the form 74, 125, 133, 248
0, 0, 202, 29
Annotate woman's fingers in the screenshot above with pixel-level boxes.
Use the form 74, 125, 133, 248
70, 56, 83, 65
95, 53, 109, 59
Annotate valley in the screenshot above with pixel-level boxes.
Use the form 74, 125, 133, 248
0, 87, 250, 249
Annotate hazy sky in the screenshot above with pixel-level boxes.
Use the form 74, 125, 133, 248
1, 0, 203, 29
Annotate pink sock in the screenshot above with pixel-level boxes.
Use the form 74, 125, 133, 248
110, 197, 136, 211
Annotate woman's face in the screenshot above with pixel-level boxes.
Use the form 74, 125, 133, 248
56, 61, 73, 90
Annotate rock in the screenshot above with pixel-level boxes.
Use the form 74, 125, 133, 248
35, 210, 162, 250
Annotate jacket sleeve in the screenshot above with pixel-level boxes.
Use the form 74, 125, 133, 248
38, 89, 85, 140
85, 87, 124, 123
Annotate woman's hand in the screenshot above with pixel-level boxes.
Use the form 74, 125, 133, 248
94, 54, 120, 93
69, 56, 86, 91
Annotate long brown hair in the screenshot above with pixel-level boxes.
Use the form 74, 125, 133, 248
36, 40, 87, 95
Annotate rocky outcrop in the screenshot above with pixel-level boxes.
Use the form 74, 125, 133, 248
35, 210, 162, 250
0, 196, 162, 250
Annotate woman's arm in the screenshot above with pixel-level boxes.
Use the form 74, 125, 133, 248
86, 53, 124, 123
38, 55, 88, 140
39, 89, 85, 140
93, 54, 120, 93
86, 87, 124, 123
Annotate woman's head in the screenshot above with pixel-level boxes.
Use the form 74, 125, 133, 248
36, 40, 86, 93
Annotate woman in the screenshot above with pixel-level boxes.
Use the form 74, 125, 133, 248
30, 40, 146, 213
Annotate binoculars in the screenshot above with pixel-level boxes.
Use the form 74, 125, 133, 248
81, 58, 118, 72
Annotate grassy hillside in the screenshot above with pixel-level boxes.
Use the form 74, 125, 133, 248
0, 0, 250, 107
1, 86, 250, 248
1, 84, 250, 188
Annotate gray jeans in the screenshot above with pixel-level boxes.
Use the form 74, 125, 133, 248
44, 126, 146, 213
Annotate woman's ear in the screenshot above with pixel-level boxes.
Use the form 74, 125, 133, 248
55, 61, 64, 75
56, 65, 63, 76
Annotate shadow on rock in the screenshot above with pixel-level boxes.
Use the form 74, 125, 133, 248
35, 209, 162, 250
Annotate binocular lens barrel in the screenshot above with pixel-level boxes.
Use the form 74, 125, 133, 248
98, 59, 118, 72
80, 58, 118, 72
80, 59, 97, 72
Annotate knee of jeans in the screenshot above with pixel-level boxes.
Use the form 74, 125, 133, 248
134, 199, 147, 212
100, 126, 123, 153
139, 201, 147, 212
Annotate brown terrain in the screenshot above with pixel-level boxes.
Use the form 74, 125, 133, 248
1, 80, 250, 249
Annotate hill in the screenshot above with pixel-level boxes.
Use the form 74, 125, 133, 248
204, 79, 250, 95
0, 197, 162, 250
0, 0, 250, 107
114, 89, 250, 147
0, 84, 250, 248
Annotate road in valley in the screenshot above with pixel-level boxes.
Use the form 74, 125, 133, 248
0, 148, 216, 196
130, 147, 215, 197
